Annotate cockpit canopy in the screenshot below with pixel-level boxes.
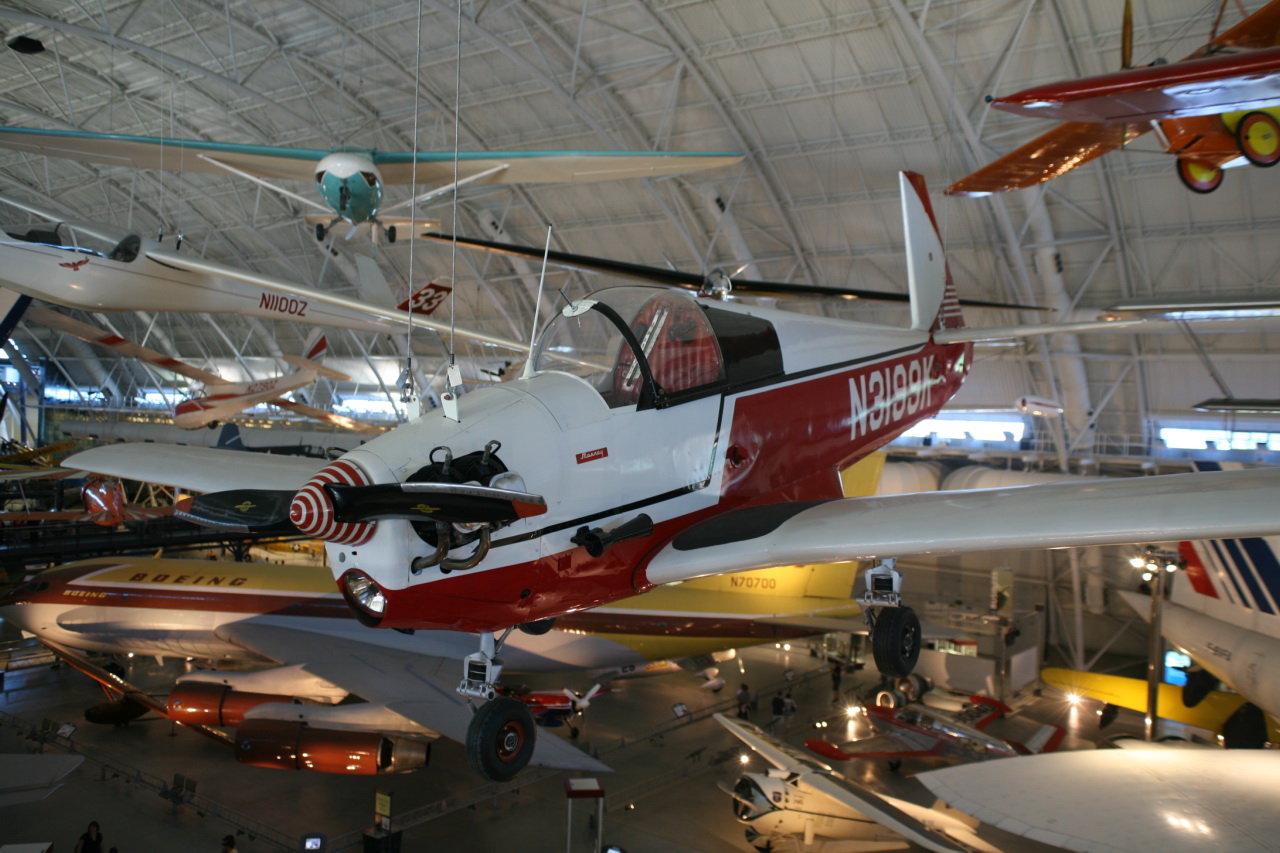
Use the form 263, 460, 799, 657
534, 286, 783, 409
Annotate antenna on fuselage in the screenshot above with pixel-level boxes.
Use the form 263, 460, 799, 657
520, 225, 554, 380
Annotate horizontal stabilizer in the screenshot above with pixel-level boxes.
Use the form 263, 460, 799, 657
933, 318, 1144, 344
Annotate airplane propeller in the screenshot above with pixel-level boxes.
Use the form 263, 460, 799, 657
421, 232, 1045, 311
175, 490, 297, 533
561, 682, 607, 713
175, 482, 547, 534
326, 482, 547, 524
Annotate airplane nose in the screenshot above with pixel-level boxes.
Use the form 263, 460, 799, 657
289, 459, 376, 545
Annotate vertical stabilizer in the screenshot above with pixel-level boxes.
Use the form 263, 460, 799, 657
900, 172, 962, 333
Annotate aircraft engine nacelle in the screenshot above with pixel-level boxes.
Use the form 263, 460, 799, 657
233, 719, 429, 775
168, 682, 301, 728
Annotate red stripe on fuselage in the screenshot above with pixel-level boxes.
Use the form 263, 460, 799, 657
1180, 540, 1220, 599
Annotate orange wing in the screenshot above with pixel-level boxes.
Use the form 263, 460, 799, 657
946, 122, 1148, 196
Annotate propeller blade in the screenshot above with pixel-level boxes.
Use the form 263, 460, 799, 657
423, 232, 1046, 312
325, 481, 547, 525
174, 489, 298, 533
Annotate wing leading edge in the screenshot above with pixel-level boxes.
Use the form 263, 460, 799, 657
644, 467, 1280, 585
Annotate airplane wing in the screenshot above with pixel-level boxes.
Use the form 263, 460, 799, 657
715, 714, 998, 853
371, 150, 743, 185
946, 121, 1148, 196
918, 749, 1280, 853
0, 755, 85, 807
216, 621, 610, 774
0, 126, 740, 185
644, 467, 1280, 585
63, 443, 326, 493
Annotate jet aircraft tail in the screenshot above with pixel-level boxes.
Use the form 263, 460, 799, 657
900, 171, 963, 334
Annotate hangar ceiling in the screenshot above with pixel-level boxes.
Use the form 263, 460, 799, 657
0, 0, 1277, 459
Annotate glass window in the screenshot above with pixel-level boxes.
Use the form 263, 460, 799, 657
534, 287, 724, 408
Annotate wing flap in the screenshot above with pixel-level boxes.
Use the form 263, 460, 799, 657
946, 122, 1147, 196
644, 467, 1280, 585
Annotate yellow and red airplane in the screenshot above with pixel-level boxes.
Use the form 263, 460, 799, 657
949, 1, 1280, 196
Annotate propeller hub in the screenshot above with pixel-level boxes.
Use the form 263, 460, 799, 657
290, 459, 376, 545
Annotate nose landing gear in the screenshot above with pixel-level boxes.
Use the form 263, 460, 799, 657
860, 559, 921, 679
459, 628, 537, 781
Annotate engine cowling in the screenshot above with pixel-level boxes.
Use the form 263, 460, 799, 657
168, 682, 299, 727
233, 719, 429, 775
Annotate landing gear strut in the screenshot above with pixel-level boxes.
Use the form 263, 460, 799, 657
860, 559, 921, 678
459, 628, 536, 781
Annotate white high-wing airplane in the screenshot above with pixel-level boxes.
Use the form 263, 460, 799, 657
62, 172, 1280, 784
0, 126, 742, 242
0, 555, 873, 776
716, 713, 1002, 853
0, 195, 529, 353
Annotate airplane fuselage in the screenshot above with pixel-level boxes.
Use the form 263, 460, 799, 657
311, 287, 969, 632
0, 235, 398, 332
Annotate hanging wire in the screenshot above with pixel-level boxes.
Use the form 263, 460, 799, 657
449, 0, 463, 368
402, 0, 428, 400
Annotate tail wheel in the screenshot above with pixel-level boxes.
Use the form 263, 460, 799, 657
1236, 111, 1280, 167
1176, 158, 1223, 194
871, 606, 921, 678
466, 697, 535, 782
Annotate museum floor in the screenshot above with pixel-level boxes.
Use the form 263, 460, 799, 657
0, 637, 1119, 853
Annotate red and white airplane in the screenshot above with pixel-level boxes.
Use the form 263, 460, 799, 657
65, 172, 1280, 782
25, 305, 377, 434
949, 0, 1280, 196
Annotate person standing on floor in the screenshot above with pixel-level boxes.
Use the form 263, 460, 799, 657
736, 683, 752, 719
782, 691, 797, 728
771, 691, 786, 728
74, 821, 103, 853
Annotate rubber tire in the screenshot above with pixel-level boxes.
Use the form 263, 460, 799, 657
871, 606, 921, 679
387, 225, 397, 243
874, 688, 907, 709
466, 697, 536, 782
518, 617, 556, 635
1176, 158, 1223, 194
1236, 111, 1280, 167
315, 222, 326, 241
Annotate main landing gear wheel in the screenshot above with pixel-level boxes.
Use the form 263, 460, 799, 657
1236, 111, 1280, 167
466, 696, 535, 782
871, 606, 921, 679
386, 225, 397, 243
1176, 158, 1223, 194
517, 617, 556, 635
315, 222, 327, 241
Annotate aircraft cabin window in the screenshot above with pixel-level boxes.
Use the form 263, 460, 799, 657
534, 287, 725, 409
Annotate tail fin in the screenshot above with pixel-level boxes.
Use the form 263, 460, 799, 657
1174, 461, 1280, 623
900, 172, 963, 333
281, 330, 349, 381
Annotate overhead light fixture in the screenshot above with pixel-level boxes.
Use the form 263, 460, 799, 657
7, 35, 45, 54
1192, 398, 1280, 414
